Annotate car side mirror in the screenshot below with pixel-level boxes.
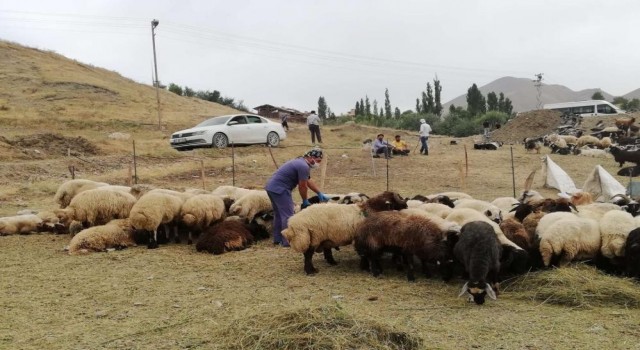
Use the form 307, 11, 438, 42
228, 121, 238, 126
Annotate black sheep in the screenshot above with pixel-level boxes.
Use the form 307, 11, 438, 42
609, 146, 640, 167
625, 228, 640, 279
454, 221, 502, 305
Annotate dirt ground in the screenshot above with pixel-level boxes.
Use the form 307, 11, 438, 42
3, 118, 640, 349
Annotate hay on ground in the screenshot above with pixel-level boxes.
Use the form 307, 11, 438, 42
212, 305, 422, 350
506, 264, 640, 308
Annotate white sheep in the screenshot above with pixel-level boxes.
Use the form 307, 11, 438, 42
129, 191, 184, 249
454, 198, 502, 223
53, 179, 109, 208
490, 197, 520, 213
428, 192, 473, 201
416, 202, 454, 219
0, 214, 43, 235
282, 191, 408, 274
445, 208, 523, 252
401, 208, 461, 234
228, 190, 272, 221
575, 146, 610, 158
599, 210, 637, 259
537, 217, 601, 267
518, 190, 544, 204
211, 185, 253, 200
67, 219, 136, 255
575, 203, 622, 221
576, 135, 600, 148
180, 194, 226, 244
53, 187, 137, 229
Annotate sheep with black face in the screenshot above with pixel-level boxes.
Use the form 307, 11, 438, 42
454, 221, 502, 305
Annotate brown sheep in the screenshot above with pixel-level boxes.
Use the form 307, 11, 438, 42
195, 220, 255, 255
499, 217, 531, 252
354, 211, 453, 281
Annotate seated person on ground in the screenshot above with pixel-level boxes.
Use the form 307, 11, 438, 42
373, 133, 393, 159
391, 135, 410, 156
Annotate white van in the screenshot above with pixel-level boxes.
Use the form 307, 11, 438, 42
543, 100, 625, 117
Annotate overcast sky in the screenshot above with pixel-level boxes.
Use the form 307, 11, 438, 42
1, 0, 638, 114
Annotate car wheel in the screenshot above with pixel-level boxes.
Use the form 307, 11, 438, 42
213, 133, 229, 148
267, 132, 280, 147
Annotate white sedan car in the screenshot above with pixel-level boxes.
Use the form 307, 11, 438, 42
170, 114, 287, 151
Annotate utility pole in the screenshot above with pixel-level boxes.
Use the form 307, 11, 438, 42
533, 73, 544, 110
151, 19, 161, 130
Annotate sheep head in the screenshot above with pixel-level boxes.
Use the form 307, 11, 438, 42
458, 281, 497, 305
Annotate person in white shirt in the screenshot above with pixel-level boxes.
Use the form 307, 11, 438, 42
307, 111, 322, 144
419, 119, 432, 155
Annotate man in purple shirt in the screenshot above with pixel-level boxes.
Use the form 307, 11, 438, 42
265, 149, 329, 247
372, 133, 393, 159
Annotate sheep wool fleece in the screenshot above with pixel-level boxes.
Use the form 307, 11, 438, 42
266, 158, 311, 246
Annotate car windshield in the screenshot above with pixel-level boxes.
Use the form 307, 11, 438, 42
195, 116, 231, 127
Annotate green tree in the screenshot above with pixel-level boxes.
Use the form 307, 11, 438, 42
466, 83, 486, 116
449, 104, 456, 114
415, 98, 421, 114
434, 76, 443, 116
318, 96, 328, 119
502, 98, 514, 115
426, 82, 435, 114
487, 92, 498, 111
183, 86, 195, 97
168, 83, 183, 95
373, 100, 378, 116
627, 98, 640, 112
355, 101, 361, 116
384, 88, 392, 118
360, 98, 365, 116
394, 107, 401, 119
421, 92, 428, 114
613, 97, 628, 107
497, 92, 505, 112
592, 91, 605, 100
365, 96, 371, 116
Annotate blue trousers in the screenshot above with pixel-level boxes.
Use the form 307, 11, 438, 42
267, 190, 294, 246
420, 136, 429, 155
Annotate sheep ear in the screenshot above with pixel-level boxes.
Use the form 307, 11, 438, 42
486, 283, 497, 300
458, 282, 469, 298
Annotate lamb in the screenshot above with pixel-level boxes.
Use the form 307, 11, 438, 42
615, 117, 636, 135
454, 221, 501, 305
575, 203, 622, 221
67, 219, 136, 255
537, 216, 601, 267
354, 211, 454, 281
0, 214, 43, 235
454, 198, 502, 223
129, 191, 184, 249
524, 137, 543, 154
53, 188, 137, 230
597, 137, 613, 149
599, 210, 637, 259
625, 228, 640, 279
282, 191, 407, 274
609, 146, 640, 167
180, 194, 227, 244
53, 179, 109, 208
195, 219, 256, 255
228, 190, 272, 221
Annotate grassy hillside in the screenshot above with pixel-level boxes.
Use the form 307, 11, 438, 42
0, 40, 238, 133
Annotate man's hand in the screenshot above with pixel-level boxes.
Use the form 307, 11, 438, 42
301, 198, 311, 209
317, 192, 329, 202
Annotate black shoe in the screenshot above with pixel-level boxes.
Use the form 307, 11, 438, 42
373, 154, 381, 158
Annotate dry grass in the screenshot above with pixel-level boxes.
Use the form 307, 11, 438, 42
506, 264, 640, 308
212, 305, 422, 349
3, 40, 640, 349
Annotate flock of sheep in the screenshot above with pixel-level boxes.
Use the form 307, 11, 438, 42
2, 178, 640, 305
523, 117, 640, 171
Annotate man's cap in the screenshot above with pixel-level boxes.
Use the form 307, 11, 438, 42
304, 149, 323, 159
420, 119, 426, 123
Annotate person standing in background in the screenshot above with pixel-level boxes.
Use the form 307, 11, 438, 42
419, 118, 432, 155
280, 111, 289, 131
307, 111, 322, 145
